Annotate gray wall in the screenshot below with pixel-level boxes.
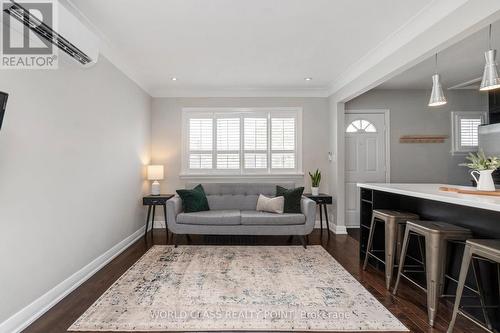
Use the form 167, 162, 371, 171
345, 89, 488, 185
151, 97, 330, 193
0, 56, 152, 323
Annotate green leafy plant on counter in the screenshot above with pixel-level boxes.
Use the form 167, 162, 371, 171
309, 169, 321, 187
460, 149, 500, 171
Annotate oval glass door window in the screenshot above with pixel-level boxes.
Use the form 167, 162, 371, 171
346, 119, 377, 133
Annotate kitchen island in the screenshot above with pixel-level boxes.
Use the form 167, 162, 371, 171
357, 183, 500, 329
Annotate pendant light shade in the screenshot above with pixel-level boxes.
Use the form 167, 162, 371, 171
480, 24, 500, 91
428, 53, 447, 107
428, 73, 447, 106
480, 49, 500, 91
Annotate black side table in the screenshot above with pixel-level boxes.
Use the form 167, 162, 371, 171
304, 193, 333, 235
142, 194, 174, 239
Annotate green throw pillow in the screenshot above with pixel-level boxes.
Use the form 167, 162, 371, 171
276, 186, 304, 213
176, 184, 210, 213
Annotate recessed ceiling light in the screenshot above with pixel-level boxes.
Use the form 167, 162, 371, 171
171, 77, 177, 81
304, 77, 312, 81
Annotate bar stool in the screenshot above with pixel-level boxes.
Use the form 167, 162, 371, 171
393, 220, 472, 327
363, 209, 419, 289
448, 239, 500, 333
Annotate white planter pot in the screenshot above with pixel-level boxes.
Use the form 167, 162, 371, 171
311, 187, 319, 196
471, 170, 496, 191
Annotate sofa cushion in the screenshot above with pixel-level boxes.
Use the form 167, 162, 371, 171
177, 210, 241, 225
240, 210, 305, 225
256, 194, 284, 214
187, 183, 296, 211
207, 194, 259, 211
276, 186, 304, 213
176, 184, 209, 213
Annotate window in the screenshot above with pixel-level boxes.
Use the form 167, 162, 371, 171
451, 111, 488, 154
182, 108, 302, 176
346, 119, 377, 133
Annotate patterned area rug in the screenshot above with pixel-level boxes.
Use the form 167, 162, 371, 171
69, 246, 407, 331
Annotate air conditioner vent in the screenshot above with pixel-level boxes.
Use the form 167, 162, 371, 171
3, 0, 98, 66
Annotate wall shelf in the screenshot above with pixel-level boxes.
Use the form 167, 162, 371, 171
399, 135, 448, 143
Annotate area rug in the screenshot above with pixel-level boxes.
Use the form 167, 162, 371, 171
69, 245, 407, 331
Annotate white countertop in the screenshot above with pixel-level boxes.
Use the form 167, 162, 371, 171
357, 183, 500, 212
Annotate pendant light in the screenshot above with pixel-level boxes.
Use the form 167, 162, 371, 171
480, 24, 500, 91
428, 53, 447, 106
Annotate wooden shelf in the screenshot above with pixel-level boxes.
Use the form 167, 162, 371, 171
399, 135, 448, 143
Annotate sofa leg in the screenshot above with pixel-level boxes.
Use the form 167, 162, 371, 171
300, 236, 307, 249
287, 235, 294, 244
173, 233, 178, 248
186, 234, 192, 244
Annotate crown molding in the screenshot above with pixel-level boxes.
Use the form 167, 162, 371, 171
150, 87, 330, 98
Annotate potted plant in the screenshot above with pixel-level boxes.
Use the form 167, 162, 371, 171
309, 169, 321, 196
460, 150, 500, 191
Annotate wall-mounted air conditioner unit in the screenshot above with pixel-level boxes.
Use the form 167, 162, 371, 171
2, 0, 99, 67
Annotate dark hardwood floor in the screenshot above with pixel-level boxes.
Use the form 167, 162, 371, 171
24, 229, 484, 333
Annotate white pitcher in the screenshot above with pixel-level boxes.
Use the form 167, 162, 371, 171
471, 170, 496, 191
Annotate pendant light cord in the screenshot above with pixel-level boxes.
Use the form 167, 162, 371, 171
489, 24, 492, 50
435, 53, 438, 74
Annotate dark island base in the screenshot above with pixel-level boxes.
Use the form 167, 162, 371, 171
360, 188, 500, 330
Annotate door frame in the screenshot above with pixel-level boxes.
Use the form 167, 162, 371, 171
344, 109, 391, 229
344, 109, 391, 183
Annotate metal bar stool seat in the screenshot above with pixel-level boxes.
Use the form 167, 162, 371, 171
363, 209, 419, 289
448, 239, 500, 333
393, 220, 472, 327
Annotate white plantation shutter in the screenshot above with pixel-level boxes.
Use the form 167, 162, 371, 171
189, 118, 213, 169
451, 111, 487, 154
271, 117, 295, 169
244, 117, 268, 169
183, 109, 301, 174
216, 118, 240, 169
459, 118, 481, 147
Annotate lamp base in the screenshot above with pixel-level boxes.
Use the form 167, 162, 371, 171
151, 180, 160, 196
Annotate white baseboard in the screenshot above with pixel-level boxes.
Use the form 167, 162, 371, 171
346, 225, 360, 229
331, 223, 348, 235
0, 226, 146, 333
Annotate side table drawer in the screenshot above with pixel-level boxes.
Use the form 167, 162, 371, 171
143, 198, 167, 205
314, 197, 332, 204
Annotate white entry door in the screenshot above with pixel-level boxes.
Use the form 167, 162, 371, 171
345, 112, 388, 227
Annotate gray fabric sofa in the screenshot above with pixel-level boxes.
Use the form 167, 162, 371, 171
166, 183, 316, 246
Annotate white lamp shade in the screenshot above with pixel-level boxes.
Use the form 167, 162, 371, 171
147, 165, 164, 180
480, 49, 500, 91
428, 74, 447, 107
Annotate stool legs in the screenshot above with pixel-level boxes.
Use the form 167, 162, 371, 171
425, 235, 448, 327
385, 220, 398, 290
447, 244, 472, 333
363, 213, 377, 271
392, 227, 410, 295
471, 258, 493, 330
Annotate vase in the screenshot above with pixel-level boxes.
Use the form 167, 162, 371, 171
311, 187, 319, 196
471, 170, 496, 191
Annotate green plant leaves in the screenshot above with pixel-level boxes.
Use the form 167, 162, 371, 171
309, 169, 321, 187
459, 149, 500, 171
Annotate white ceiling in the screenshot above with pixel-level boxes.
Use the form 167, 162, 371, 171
69, 0, 434, 96
376, 21, 500, 90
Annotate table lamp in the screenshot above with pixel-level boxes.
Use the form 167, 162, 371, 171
147, 165, 164, 195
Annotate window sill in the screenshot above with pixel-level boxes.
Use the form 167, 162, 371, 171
179, 173, 305, 180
